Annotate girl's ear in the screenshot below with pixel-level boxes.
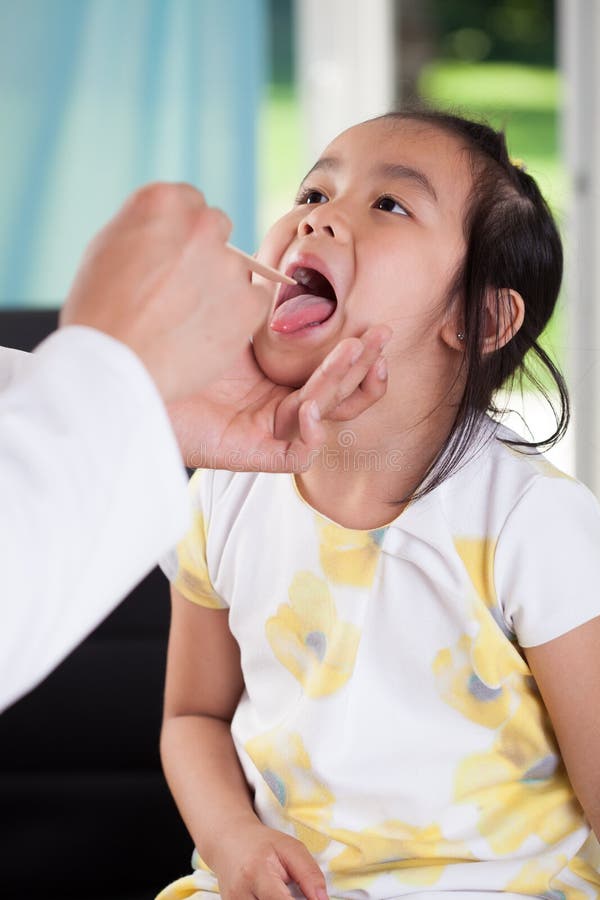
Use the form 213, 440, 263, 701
440, 288, 525, 353
481, 287, 525, 355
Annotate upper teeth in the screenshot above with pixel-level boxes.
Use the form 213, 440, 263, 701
293, 267, 314, 287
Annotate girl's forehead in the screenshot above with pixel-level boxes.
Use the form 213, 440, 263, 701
331, 117, 461, 156
322, 118, 473, 210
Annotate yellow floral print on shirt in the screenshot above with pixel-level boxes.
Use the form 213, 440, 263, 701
266, 571, 361, 697
507, 838, 600, 900
505, 855, 590, 900
453, 536, 519, 645
453, 538, 496, 608
317, 518, 385, 587
155, 873, 218, 900
454, 684, 583, 855
435, 536, 585, 864
433, 632, 514, 730
172, 510, 223, 609
329, 819, 473, 890
433, 538, 528, 729
245, 729, 334, 854
506, 832, 600, 900
568, 831, 600, 892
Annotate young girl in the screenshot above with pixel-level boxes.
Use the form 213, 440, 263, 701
157, 111, 600, 900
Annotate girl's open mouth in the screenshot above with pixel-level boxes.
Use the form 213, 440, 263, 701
270, 266, 338, 334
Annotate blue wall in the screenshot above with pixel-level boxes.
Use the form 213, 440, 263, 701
0, 0, 266, 307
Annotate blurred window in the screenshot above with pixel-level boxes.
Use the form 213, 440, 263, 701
0, 0, 265, 309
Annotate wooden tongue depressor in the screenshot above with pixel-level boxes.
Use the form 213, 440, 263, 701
227, 243, 296, 285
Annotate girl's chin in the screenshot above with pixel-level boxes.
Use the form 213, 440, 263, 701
253, 341, 325, 389
254, 354, 314, 389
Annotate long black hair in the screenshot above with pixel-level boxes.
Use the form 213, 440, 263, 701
379, 109, 568, 500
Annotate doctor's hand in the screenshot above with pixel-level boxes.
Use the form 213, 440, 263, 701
168, 324, 391, 472
60, 183, 270, 403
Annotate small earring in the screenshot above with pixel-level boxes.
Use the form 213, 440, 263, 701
457, 331, 465, 341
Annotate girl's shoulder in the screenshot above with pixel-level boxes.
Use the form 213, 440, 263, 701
439, 417, 599, 537
437, 420, 600, 646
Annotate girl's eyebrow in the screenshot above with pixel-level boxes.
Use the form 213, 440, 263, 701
375, 162, 438, 203
301, 156, 338, 181
301, 156, 438, 204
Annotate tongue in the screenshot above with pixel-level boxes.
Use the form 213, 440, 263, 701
270, 293, 336, 334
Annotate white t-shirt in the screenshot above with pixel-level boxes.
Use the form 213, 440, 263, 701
160, 420, 600, 900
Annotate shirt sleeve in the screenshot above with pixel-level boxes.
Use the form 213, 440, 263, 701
495, 474, 600, 647
161, 468, 227, 609
0, 326, 191, 712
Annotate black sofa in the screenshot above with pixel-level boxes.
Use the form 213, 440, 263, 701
0, 311, 192, 899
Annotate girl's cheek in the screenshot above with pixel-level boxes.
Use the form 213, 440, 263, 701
258, 210, 302, 266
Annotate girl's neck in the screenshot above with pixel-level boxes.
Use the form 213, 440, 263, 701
297, 404, 458, 530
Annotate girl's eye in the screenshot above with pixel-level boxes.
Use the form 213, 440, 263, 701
296, 188, 328, 206
375, 195, 409, 217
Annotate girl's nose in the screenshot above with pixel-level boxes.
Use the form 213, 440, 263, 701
297, 204, 349, 241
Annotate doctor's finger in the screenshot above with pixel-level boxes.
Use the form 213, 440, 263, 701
295, 400, 326, 455
190, 203, 233, 245
120, 181, 207, 223
299, 325, 391, 415
327, 355, 389, 422
333, 324, 392, 400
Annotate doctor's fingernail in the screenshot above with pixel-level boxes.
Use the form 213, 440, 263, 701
351, 346, 363, 364
376, 357, 388, 380
310, 401, 321, 421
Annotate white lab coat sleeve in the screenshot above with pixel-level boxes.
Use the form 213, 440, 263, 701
0, 345, 31, 391
0, 326, 191, 712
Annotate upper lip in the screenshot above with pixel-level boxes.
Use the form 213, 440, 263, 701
275, 251, 343, 310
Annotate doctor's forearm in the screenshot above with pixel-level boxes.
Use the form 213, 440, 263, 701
0, 329, 189, 712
